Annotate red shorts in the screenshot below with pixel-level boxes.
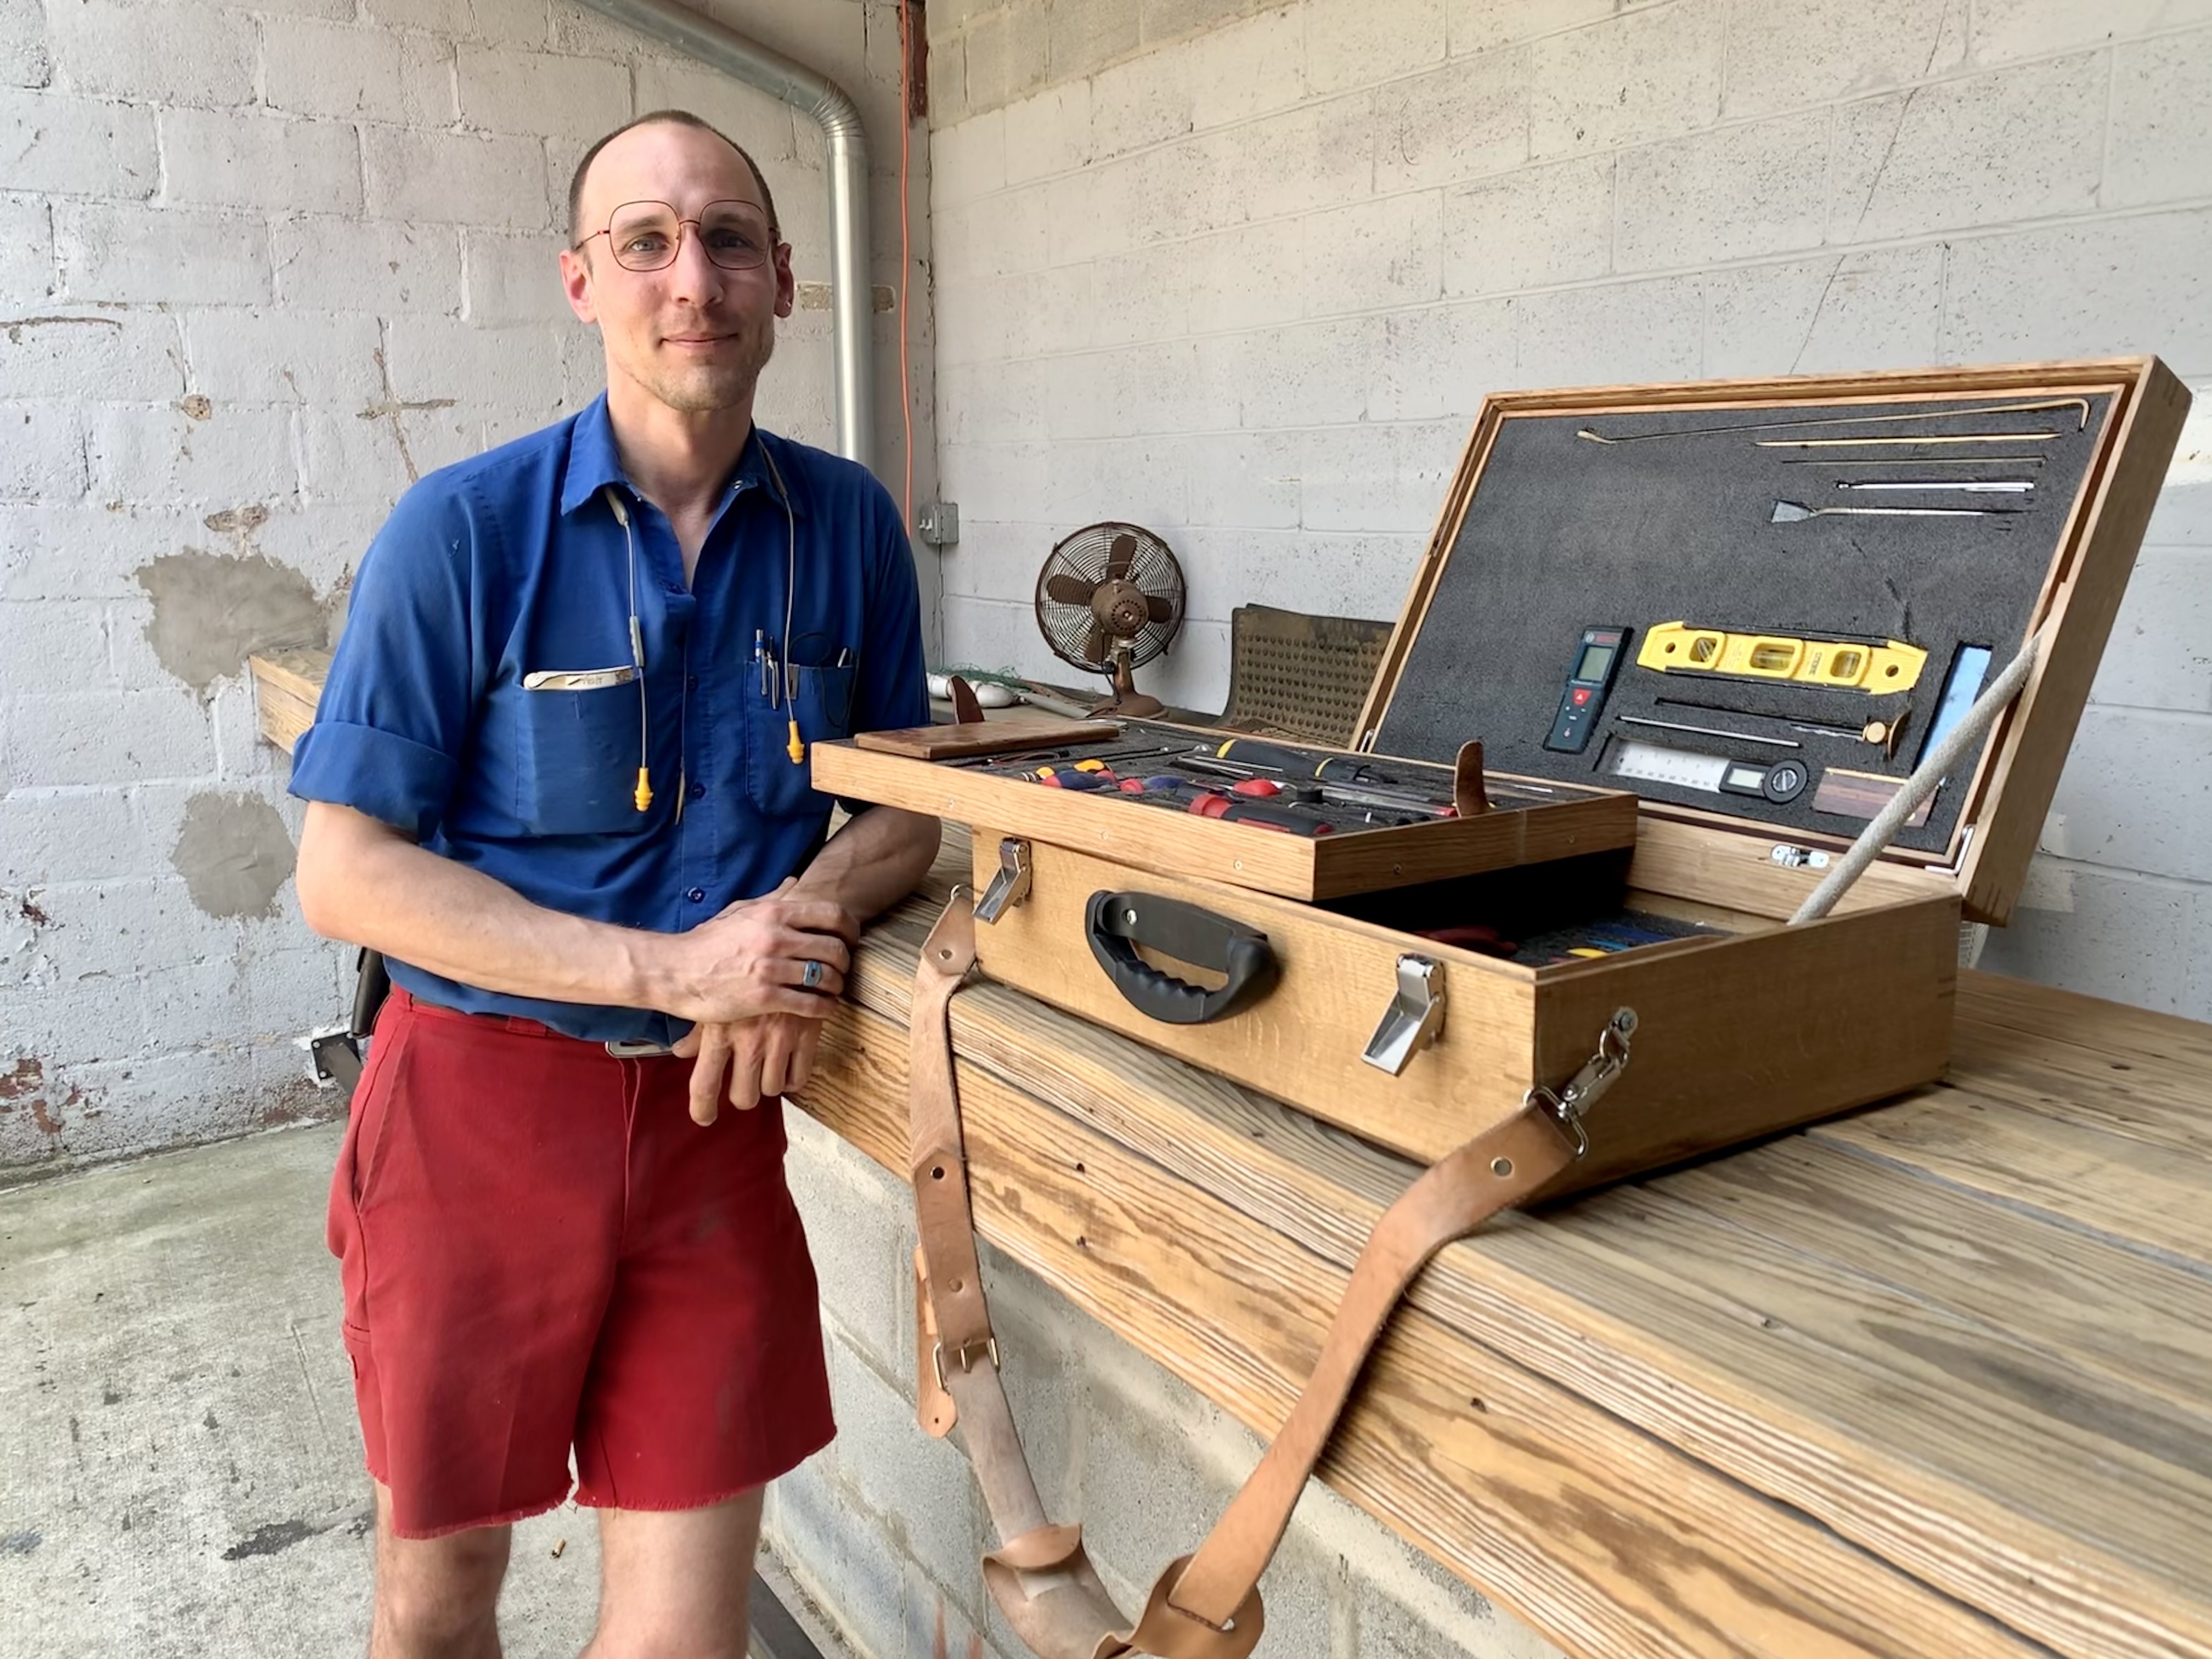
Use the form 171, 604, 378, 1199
326, 987, 834, 1538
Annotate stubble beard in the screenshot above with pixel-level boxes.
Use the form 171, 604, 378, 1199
638, 312, 778, 415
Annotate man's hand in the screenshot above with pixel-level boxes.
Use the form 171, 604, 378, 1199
672, 1012, 828, 1125
662, 878, 859, 1025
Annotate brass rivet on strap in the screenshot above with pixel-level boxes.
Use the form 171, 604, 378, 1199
950, 1277, 964, 1292
1491, 1156, 1514, 1177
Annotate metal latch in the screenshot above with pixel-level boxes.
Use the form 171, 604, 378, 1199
975, 838, 1032, 924
1524, 1007, 1638, 1159
1770, 844, 1830, 870
1362, 955, 1446, 1075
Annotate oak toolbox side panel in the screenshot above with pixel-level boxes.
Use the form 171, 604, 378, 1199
967, 828, 1541, 1164
1532, 891, 1961, 1198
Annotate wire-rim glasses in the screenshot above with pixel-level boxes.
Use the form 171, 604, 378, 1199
574, 200, 780, 273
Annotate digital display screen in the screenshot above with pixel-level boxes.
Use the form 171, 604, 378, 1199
1576, 642, 1616, 681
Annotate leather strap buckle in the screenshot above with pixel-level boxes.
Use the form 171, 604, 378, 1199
932, 1335, 1001, 1391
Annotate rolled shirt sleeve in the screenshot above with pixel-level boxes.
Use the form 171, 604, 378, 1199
290, 479, 482, 843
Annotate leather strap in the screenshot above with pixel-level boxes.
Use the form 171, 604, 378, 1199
909, 891, 1579, 1658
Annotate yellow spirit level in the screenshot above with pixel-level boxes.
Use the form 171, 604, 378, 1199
1636, 622, 1926, 694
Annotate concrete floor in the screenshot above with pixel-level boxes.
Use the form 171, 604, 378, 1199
0, 1123, 847, 1659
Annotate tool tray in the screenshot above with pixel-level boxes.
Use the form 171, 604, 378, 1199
816, 359, 2190, 1194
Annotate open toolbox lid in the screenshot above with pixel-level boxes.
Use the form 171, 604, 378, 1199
1354, 358, 2193, 927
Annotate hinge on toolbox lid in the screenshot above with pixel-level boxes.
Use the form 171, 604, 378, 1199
1363, 955, 1446, 1075
976, 838, 1032, 924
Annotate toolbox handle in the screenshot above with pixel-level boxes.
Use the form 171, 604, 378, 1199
1085, 890, 1279, 1025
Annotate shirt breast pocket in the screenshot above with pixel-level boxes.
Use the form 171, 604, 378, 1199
516, 670, 648, 836
747, 661, 856, 819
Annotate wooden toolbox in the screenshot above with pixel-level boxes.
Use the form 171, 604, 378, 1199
816, 359, 2191, 1197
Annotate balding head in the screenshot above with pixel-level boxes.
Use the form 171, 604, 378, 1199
567, 110, 780, 249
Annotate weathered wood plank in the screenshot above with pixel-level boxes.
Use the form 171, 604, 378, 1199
799, 1003, 2056, 1659
1655, 1137, 2212, 1420
1809, 1087, 2212, 1265
248, 646, 330, 755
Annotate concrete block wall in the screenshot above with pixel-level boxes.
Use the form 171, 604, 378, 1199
921, 0, 2212, 1021
0, 0, 932, 1175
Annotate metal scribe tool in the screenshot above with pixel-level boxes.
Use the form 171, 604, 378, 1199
1835, 479, 2034, 493
1771, 500, 2018, 521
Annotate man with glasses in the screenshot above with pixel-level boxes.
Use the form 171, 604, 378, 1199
290, 109, 940, 1656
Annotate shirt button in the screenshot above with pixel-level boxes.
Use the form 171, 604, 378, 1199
686, 674, 698, 691
687, 781, 706, 800
685, 886, 706, 903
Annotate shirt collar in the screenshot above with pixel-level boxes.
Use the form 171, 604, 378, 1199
559, 393, 810, 521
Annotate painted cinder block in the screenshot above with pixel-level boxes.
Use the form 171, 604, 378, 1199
1445, 0, 1609, 58
2040, 704, 2212, 886
2090, 546, 2212, 716
157, 108, 366, 218
1374, 52, 1531, 196
361, 0, 554, 49
182, 309, 386, 409
1699, 245, 1946, 378
86, 405, 300, 510
383, 316, 572, 414
272, 216, 464, 315
362, 127, 552, 230
1614, 108, 1832, 273
262, 17, 454, 126
1048, 0, 1140, 82
2, 691, 217, 791
1940, 209, 2212, 373
1970, 0, 2212, 66
461, 230, 575, 326
0, 87, 160, 200
456, 44, 633, 142
3, 311, 185, 403
1304, 0, 1447, 98
1829, 53, 2104, 245
1441, 152, 1613, 298
1979, 861, 2205, 1020
55, 202, 272, 307
44, 0, 258, 108
1528, 0, 1724, 158
0, 403, 89, 504
1512, 273, 1704, 386
2106, 27, 2212, 212
1720, 0, 1967, 121
1305, 190, 1444, 318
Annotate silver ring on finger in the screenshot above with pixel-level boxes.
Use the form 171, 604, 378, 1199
802, 958, 825, 990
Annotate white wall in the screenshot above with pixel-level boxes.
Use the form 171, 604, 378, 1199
923, 0, 2212, 1019
0, 0, 932, 1171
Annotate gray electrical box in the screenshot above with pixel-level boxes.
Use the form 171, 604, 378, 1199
916, 501, 960, 546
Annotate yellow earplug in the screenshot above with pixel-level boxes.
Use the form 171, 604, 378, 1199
787, 718, 805, 765
634, 768, 653, 811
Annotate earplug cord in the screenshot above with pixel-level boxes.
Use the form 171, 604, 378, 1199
601, 486, 654, 812
760, 442, 804, 766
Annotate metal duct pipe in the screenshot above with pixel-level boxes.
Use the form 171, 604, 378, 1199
574, 0, 877, 471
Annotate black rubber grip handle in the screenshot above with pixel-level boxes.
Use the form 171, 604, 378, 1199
1085, 890, 1279, 1025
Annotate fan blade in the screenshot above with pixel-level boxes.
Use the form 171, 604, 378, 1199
1146, 593, 1175, 624
1045, 572, 1098, 606
1084, 622, 1109, 665
1103, 533, 1136, 582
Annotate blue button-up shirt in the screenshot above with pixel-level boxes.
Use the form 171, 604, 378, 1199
289, 394, 929, 1044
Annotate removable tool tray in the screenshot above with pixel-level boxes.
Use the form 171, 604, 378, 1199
812, 717, 1639, 902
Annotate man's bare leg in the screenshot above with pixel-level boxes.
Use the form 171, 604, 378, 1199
585, 1488, 765, 1659
369, 1482, 513, 1659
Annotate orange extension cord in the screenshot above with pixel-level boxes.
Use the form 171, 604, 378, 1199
897, 0, 915, 532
